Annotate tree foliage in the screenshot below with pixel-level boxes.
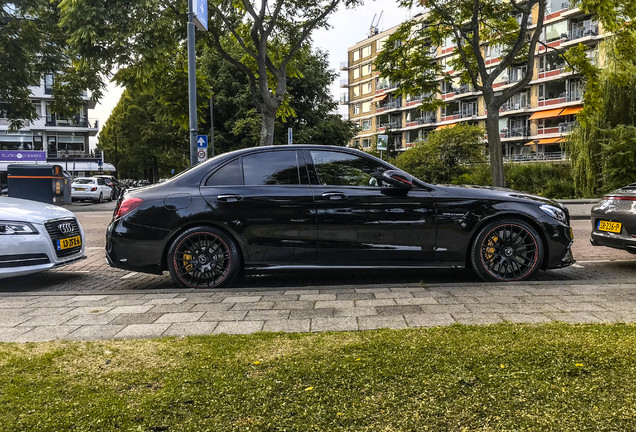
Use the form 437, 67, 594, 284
565, 30, 636, 196
375, 0, 635, 188
0, 0, 89, 129
393, 123, 486, 184
99, 43, 355, 179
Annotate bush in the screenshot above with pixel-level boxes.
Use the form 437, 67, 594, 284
393, 123, 486, 184
452, 162, 576, 199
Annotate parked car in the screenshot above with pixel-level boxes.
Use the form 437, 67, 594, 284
590, 183, 636, 253
106, 145, 574, 288
71, 177, 112, 203
0, 197, 86, 279
92, 175, 122, 200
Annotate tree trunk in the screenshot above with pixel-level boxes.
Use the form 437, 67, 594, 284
485, 106, 506, 188
260, 108, 276, 146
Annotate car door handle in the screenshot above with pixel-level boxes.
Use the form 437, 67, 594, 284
321, 192, 348, 200
217, 194, 243, 203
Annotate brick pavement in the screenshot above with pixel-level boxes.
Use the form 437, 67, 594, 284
1, 201, 635, 342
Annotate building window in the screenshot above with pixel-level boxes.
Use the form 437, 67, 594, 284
361, 45, 371, 58
352, 86, 360, 97
362, 138, 371, 148
353, 68, 360, 80
363, 64, 372, 76
377, 36, 389, 52
353, 50, 360, 62
362, 102, 372, 113
362, 120, 372, 131
544, 21, 568, 42
363, 83, 372, 94
44, 73, 54, 94
353, 104, 360, 115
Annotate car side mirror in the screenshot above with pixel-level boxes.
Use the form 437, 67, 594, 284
381, 170, 413, 190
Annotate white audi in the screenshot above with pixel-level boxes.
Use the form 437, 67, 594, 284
0, 197, 86, 279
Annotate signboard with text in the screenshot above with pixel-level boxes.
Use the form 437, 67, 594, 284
193, 0, 208, 31
0, 150, 46, 162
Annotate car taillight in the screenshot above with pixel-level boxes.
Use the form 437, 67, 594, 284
604, 196, 636, 201
90, 187, 97, 191
113, 197, 144, 221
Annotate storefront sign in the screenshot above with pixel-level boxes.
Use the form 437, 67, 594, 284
0, 150, 47, 162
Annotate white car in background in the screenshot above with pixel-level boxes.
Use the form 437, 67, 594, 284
0, 197, 86, 279
71, 177, 112, 203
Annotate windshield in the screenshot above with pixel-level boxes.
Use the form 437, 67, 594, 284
73, 179, 94, 185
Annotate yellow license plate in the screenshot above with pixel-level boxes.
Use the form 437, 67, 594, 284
57, 235, 82, 250
597, 220, 622, 233
75, 187, 85, 191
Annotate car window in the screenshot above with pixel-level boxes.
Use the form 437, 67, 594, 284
309, 150, 387, 187
205, 159, 243, 186
97, 178, 105, 185
74, 178, 94, 184
243, 151, 300, 185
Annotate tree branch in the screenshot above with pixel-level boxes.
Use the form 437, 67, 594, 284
208, 4, 259, 60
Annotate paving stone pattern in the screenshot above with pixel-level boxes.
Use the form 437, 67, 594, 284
1, 281, 636, 342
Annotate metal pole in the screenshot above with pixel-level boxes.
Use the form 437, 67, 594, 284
209, 95, 214, 157
187, 0, 198, 166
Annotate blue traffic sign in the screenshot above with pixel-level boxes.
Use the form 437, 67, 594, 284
193, 0, 208, 31
196, 135, 208, 148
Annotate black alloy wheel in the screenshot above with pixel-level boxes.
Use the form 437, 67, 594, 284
167, 226, 241, 288
471, 219, 544, 282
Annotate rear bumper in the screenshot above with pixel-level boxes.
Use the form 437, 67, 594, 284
590, 231, 636, 253
105, 219, 168, 275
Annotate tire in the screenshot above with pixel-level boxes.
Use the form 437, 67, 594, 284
470, 218, 543, 282
94, 192, 103, 204
167, 226, 241, 288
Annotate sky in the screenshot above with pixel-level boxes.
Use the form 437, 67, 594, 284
90, 0, 412, 149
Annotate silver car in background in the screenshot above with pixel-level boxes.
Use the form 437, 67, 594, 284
590, 183, 636, 254
0, 197, 86, 279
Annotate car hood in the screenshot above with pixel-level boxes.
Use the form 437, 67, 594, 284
0, 197, 75, 224
435, 184, 564, 208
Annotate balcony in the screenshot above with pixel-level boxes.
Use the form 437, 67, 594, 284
559, 121, 576, 133
340, 93, 349, 104
340, 61, 348, 70
566, 92, 583, 102
500, 101, 530, 112
377, 100, 402, 112
378, 121, 402, 130
501, 127, 529, 138
45, 115, 99, 129
505, 152, 566, 162
417, 116, 437, 125
459, 107, 478, 119
569, 22, 599, 40
339, 78, 348, 88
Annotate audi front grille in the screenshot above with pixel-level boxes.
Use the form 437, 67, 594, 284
44, 218, 82, 258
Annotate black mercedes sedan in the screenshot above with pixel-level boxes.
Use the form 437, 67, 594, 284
106, 145, 574, 288
590, 183, 636, 253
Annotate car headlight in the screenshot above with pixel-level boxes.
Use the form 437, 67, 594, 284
539, 205, 567, 223
0, 221, 39, 235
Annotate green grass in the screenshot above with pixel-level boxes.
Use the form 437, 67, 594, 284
1, 323, 635, 431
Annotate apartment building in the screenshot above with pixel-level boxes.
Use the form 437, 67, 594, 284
341, 1, 604, 161
0, 73, 111, 179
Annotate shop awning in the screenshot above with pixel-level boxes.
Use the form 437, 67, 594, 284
528, 108, 564, 120
560, 106, 583, 116
371, 94, 388, 103
434, 123, 458, 130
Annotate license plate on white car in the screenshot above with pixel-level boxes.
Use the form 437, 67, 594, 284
57, 235, 81, 250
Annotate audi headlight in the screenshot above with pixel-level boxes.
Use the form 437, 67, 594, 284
0, 221, 39, 235
539, 205, 567, 223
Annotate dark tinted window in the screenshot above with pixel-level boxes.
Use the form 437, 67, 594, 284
205, 159, 243, 186
243, 151, 300, 185
310, 151, 387, 187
